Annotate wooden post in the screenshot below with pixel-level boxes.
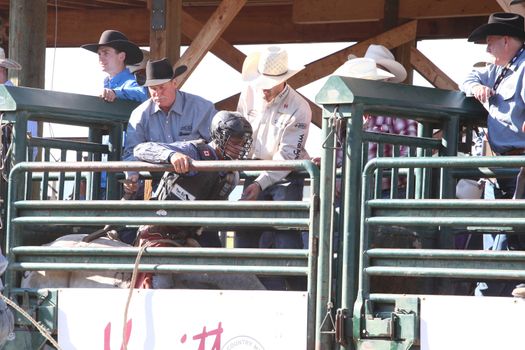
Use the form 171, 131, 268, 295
149, 0, 182, 62
384, 0, 414, 84
9, 0, 46, 89
9, 0, 47, 199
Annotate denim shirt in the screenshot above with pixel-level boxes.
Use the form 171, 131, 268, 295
104, 68, 148, 103
123, 90, 216, 176
461, 55, 525, 154
133, 141, 216, 177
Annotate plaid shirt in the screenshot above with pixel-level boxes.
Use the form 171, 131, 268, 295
365, 115, 418, 159
365, 115, 418, 190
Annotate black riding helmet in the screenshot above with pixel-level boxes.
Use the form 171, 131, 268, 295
210, 111, 253, 160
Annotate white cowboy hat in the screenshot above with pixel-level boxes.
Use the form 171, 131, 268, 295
333, 57, 395, 80
241, 46, 305, 89
127, 49, 150, 73
0, 48, 21, 70
363, 44, 406, 83
456, 179, 483, 199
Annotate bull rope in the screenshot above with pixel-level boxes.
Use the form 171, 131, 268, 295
0, 293, 62, 350
121, 237, 194, 349
121, 242, 150, 350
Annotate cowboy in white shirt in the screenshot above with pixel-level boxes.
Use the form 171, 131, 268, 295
236, 46, 311, 291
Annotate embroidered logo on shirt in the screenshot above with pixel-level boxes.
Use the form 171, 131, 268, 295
294, 122, 307, 130
179, 125, 192, 136
202, 150, 211, 157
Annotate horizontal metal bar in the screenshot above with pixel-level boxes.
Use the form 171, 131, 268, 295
363, 131, 441, 148
11, 160, 317, 174
12, 216, 309, 228
367, 199, 525, 209
366, 217, 525, 226
12, 246, 309, 259
29, 137, 108, 153
366, 248, 525, 260
15, 200, 310, 210
364, 155, 525, 175
365, 266, 525, 279
11, 262, 309, 275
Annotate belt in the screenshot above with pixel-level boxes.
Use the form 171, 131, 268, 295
501, 148, 525, 156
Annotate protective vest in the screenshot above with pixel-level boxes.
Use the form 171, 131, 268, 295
153, 142, 238, 201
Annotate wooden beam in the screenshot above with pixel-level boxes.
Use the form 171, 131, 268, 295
288, 20, 418, 88
181, 10, 245, 73
45, 7, 490, 47
293, 0, 500, 23
497, 0, 525, 18
410, 46, 458, 90
400, 0, 501, 19
176, 0, 246, 85
149, 0, 182, 62
293, 0, 382, 23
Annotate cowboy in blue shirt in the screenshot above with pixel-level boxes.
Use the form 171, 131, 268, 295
123, 58, 217, 195
81, 29, 148, 103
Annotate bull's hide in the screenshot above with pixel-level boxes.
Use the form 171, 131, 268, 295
21, 234, 132, 289
20, 234, 266, 290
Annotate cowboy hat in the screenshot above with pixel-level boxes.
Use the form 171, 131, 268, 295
127, 49, 150, 73
333, 57, 395, 81
140, 58, 188, 87
0, 48, 21, 70
363, 44, 407, 83
242, 46, 305, 89
468, 12, 525, 43
81, 30, 143, 65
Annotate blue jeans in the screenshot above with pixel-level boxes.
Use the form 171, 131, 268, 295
235, 177, 306, 290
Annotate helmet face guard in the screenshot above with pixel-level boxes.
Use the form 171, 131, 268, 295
211, 111, 253, 160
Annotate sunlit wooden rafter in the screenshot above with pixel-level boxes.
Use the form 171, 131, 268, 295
176, 0, 247, 85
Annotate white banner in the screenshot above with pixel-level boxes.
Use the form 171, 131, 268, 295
421, 295, 525, 350
57, 288, 307, 350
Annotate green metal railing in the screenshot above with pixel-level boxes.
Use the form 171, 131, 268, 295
353, 156, 525, 349
6, 159, 322, 349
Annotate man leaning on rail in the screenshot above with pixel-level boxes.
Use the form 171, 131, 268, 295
461, 12, 525, 296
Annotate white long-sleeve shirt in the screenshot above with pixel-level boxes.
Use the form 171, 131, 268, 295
237, 84, 311, 190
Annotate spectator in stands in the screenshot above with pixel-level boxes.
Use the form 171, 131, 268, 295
236, 46, 311, 291
81, 29, 147, 103
461, 12, 525, 296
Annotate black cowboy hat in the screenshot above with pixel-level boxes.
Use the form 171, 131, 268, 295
140, 58, 188, 87
468, 12, 525, 43
81, 30, 143, 65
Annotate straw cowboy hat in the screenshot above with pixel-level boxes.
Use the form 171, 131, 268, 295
140, 58, 188, 87
468, 12, 525, 43
242, 46, 305, 89
81, 30, 143, 65
127, 49, 150, 73
333, 57, 395, 80
363, 44, 407, 83
0, 48, 21, 70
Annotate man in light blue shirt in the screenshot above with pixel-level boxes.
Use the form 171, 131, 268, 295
82, 30, 148, 197
123, 58, 217, 195
461, 12, 525, 296
81, 29, 147, 103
